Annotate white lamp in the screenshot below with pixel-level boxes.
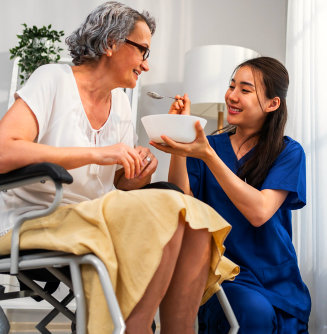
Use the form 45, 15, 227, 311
183, 45, 260, 130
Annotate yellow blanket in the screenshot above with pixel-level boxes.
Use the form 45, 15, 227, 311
0, 188, 239, 333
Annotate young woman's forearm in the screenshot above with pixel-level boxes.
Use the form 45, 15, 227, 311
168, 155, 192, 195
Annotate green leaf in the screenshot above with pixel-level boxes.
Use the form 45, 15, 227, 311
9, 23, 65, 77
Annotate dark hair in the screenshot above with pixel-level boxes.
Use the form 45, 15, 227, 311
66, 1, 156, 65
226, 56, 289, 188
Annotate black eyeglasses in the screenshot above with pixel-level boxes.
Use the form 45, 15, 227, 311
125, 39, 150, 61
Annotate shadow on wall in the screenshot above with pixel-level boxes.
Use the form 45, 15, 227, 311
0, 52, 14, 119
137, 82, 217, 182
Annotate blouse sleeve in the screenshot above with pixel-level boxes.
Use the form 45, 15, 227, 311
261, 137, 306, 210
15, 64, 56, 141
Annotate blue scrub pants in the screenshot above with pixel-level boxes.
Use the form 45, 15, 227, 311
198, 282, 308, 334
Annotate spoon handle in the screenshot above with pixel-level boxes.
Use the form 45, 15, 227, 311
147, 91, 178, 100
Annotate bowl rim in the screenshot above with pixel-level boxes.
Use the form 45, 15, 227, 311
141, 114, 207, 121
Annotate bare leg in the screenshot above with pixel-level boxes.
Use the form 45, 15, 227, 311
125, 214, 186, 334
159, 224, 211, 334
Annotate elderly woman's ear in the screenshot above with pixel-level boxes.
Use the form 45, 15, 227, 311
106, 44, 117, 57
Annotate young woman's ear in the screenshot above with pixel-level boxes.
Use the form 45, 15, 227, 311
266, 97, 280, 113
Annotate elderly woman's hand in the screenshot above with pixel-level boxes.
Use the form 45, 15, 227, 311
135, 146, 158, 179
113, 145, 158, 190
169, 94, 191, 116
95, 143, 144, 179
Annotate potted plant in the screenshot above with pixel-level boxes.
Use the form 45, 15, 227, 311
9, 23, 65, 85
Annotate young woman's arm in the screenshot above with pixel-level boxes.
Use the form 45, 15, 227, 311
159, 94, 193, 195
167, 155, 192, 195
152, 122, 288, 227
0, 98, 142, 179
203, 138, 288, 226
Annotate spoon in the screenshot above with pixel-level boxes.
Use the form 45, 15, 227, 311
147, 91, 177, 100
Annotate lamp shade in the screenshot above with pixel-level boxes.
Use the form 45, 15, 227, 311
183, 45, 260, 119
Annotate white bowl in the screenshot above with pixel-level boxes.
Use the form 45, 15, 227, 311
141, 114, 207, 144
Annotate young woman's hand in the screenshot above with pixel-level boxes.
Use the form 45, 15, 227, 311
150, 121, 213, 162
169, 94, 191, 115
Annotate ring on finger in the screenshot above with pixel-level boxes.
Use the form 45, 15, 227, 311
146, 156, 151, 163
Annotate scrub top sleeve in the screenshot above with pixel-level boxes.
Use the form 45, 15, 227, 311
261, 138, 306, 210
186, 157, 204, 200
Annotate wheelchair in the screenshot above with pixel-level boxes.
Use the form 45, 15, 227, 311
0, 162, 125, 334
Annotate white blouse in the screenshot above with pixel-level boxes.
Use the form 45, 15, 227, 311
0, 64, 137, 235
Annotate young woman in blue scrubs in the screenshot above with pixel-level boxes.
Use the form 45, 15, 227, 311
151, 57, 311, 333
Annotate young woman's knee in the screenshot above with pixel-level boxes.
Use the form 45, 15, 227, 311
198, 283, 277, 333
223, 283, 276, 330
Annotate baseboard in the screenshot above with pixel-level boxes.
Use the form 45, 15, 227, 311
4, 308, 71, 333
9, 321, 70, 333
0, 297, 75, 310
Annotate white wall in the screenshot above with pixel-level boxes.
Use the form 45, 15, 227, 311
0, 0, 288, 180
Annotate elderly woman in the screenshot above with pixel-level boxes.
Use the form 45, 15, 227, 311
0, 2, 238, 333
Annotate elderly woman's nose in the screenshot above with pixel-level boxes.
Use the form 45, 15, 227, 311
141, 59, 150, 72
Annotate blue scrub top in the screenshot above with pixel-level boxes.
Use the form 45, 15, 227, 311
187, 133, 311, 323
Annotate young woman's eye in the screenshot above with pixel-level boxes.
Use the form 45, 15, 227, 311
229, 85, 235, 90
242, 89, 251, 93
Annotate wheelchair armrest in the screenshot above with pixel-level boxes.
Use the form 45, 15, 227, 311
0, 162, 73, 191
0, 163, 73, 275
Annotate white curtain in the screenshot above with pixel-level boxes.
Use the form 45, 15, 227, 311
286, 0, 327, 332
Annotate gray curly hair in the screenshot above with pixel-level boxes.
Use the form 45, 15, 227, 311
66, 1, 156, 65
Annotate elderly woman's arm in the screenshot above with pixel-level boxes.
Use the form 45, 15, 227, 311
0, 98, 143, 179
114, 146, 158, 190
